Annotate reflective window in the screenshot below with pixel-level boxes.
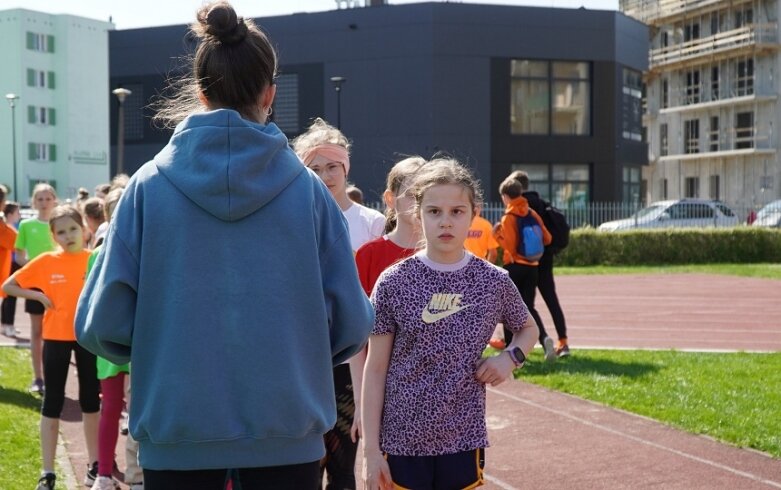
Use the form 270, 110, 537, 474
511, 163, 590, 207
511, 60, 590, 135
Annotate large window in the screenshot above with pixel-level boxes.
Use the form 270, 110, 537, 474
709, 116, 719, 151
623, 166, 641, 203
684, 176, 700, 198
684, 119, 699, 154
735, 111, 754, 149
685, 70, 700, 104
737, 58, 754, 96
511, 60, 590, 136
659, 123, 669, 156
622, 68, 643, 141
510, 163, 590, 206
26, 32, 54, 53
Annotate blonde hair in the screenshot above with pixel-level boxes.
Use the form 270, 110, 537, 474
411, 158, 482, 219
31, 183, 57, 208
104, 187, 125, 222
290, 118, 350, 157
383, 156, 426, 234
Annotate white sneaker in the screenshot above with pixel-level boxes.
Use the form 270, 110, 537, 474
90, 475, 119, 490
543, 337, 557, 363
2, 324, 17, 337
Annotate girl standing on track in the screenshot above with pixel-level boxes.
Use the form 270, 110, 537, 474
361, 158, 539, 490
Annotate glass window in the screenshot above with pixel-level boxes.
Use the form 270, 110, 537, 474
735, 112, 754, 149
709, 116, 719, 151
660, 123, 669, 156
623, 166, 641, 203
512, 163, 590, 207
684, 177, 699, 197
511, 60, 548, 78
684, 119, 699, 154
709, 175, 720, 200
511, 59, 590, 135
272, 73, 300, 134
511, 79, 549, 134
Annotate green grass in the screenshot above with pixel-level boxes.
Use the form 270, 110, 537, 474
556, 263, 781, 280
0, 348, 44, 488
514, 349, 781, 458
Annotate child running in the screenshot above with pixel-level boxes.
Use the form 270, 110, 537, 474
0, 186, 19, 337
362, 158, 539, 490
3, 205, 99, 490
15, 183, 58, 394
352, 156, 425, 441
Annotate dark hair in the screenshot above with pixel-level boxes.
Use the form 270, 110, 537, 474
82, 197, 105, 222
77, 187, 90, 200
346, 185, 363, 205
508, 170, 530, 191
3, 201, 18, 215
95, 183, 112, 196
49, 205, 84, 232
499, 175, 523, 199
153, 1, 277, 127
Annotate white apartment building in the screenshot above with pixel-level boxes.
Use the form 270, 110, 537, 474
0, 9, 113, 204
621, 0, 780, 215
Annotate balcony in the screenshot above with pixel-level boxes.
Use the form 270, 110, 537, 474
622, 0, 751, 24
657, 80, 777, 114
658, 125, 776, 161
650, 24, 778, 70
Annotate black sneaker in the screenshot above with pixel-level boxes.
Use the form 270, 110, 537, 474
35, 473, 56, 490
84, 461, 98, 487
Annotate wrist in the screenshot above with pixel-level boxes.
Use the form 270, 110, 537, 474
505, 347, 526, 367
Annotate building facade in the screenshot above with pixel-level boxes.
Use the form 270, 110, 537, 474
0, 9, 113, 203
621, 0, 780, 215
110, 3, 648, 204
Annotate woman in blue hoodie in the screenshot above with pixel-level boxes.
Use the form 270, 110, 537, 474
75, 2, 373, 489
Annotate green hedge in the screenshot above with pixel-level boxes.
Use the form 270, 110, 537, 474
555, 227, 781, 266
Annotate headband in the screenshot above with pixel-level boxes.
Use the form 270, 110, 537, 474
300, 143, 350, 176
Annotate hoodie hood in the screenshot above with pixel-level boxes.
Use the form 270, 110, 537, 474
154, 109, 304, 222
505, 195, 531, 217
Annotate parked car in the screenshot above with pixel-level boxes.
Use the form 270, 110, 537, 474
598, 199, 739, 231
751, 200, 781, 228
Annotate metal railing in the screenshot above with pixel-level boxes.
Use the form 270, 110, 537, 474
650, 25, 778, 68
621, 0, 725, 24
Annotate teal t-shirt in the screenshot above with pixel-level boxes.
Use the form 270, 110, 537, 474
15, 218, 56, 259
87, 246, 130, 379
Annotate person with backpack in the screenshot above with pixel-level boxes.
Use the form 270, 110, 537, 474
494, 176, 557, 362
510, 170, 571, 357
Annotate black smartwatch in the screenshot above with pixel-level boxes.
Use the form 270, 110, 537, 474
506, 347, 526, 367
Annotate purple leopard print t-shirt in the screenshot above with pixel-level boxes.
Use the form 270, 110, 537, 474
370, 252, 530, 456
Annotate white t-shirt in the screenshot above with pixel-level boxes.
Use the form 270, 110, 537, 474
343, 203, 385, 252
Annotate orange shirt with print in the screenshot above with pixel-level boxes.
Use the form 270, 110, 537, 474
464, 215, 499, 260
12, 250, 90, 341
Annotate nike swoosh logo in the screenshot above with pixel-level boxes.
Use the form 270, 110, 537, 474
421, 305, 470, 324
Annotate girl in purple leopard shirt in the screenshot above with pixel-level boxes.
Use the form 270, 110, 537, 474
361, 158, 539, 490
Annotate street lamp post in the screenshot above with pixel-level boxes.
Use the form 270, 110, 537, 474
5, 93, 20, 199
112, 87, 132, 176
329, 76, 346, 129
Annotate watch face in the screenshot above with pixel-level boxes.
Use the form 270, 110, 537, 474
512, 347, 526, 364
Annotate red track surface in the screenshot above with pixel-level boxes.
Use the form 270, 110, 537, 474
4, 273, 780, 488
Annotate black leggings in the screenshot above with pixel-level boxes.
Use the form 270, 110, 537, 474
1, 261, 20, 324
537, 255, 567, 340
144, 461, 321, 490
41, 340, 100, 418
321, 363, 357, 490
503, 262, 549, 345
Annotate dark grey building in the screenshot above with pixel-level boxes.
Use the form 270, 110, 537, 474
110, 2, 648, 204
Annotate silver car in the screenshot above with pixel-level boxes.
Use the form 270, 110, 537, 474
751, 200, 781, 228
598, 199, 739, 231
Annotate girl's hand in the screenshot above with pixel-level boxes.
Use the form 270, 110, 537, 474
363, 450, 393, 490
350, 407, 362, 443
475, 352, 515, 386
36, 292, 54, 310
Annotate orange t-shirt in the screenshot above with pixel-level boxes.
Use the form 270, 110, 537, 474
12, 250, 90, 341
0, 223, 18, 298
464, 216, 499, 260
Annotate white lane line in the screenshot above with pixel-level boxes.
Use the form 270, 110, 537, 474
488, 387, 781, 489
558, 345, 778, 354
483, 473, 520, 490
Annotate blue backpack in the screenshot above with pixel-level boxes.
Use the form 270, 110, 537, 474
515, 213, 544, 261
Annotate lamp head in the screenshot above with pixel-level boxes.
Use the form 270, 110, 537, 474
112, 88, 132, 103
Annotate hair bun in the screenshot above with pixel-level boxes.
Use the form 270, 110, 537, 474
197, 2, 248, 45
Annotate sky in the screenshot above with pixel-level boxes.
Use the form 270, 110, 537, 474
0, 0, 619, 30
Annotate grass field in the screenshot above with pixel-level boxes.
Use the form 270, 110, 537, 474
514, 348, 781, 458
557, 263, 781, 280
0, 348, 46, 489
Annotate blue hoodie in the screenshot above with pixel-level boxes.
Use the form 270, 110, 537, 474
75, 109, 373, 471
